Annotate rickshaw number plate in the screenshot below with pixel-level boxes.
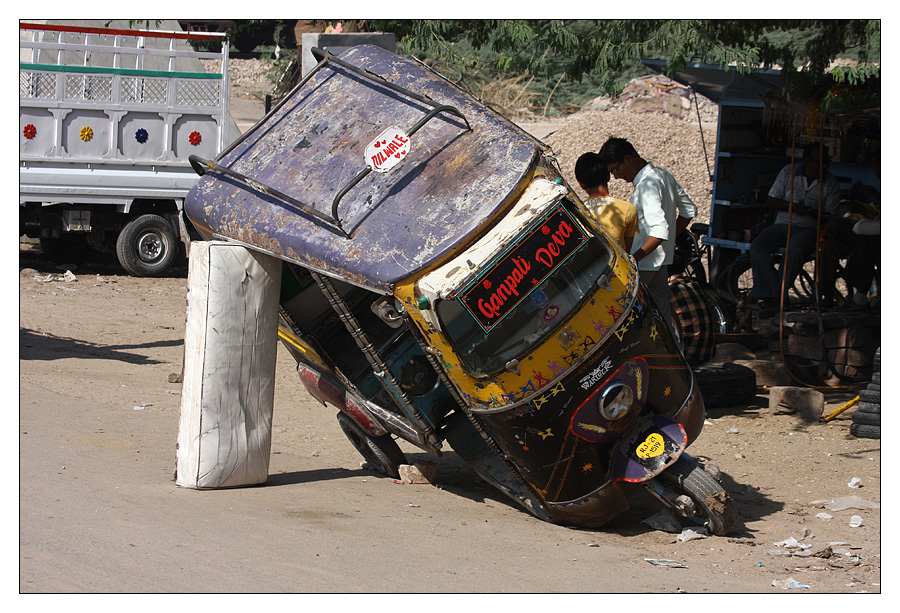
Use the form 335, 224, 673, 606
636, 432, 665, 459
365, 127, 411, 173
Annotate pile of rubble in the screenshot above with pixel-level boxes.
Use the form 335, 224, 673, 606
544, 74, 719, 224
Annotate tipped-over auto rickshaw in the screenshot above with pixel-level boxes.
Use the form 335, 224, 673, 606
184, 44, 737, 534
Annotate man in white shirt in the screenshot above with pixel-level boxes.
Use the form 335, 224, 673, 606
599, 137, 697, 331
750, 144, 841, 317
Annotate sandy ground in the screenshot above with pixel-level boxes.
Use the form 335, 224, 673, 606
17, 90, 882, 597
18, 241, 881, 595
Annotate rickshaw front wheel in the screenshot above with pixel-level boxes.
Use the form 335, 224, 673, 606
656, 456, 738, 536
336, 412, 407, 479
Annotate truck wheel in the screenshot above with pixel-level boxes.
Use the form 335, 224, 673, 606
116, 214, 178, 277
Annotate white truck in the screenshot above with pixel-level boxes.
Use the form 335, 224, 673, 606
19, 21, 235, 276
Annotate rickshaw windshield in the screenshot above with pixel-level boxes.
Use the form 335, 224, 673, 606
436, 210, 613, 378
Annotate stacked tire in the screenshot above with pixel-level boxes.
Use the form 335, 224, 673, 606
851, 347, 880, 439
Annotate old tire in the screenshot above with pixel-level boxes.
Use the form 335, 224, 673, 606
336, 412, 406, 479
859, 388, 880, 404
850, 423, 880, 439
692, 363, 757, 408
851, 411, 880, 426
116, 214, 178, 277
857, 401, 881, 415
657, 455, 738, 536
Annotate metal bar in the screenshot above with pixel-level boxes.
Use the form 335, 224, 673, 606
19, 63, 222, 80
187, 155, 347, 235
19, 22, 225, 41
330, 104, 471, 227
310, 272, 441, 448
311, 46, 442, 111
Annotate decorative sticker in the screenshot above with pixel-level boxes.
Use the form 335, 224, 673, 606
79, 126, 93, 142
365, 126, 410, 173
135, 128, 148, 143
23, 124, 37, 139
189, 130, 202, 146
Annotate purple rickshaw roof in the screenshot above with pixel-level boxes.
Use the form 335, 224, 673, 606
185, 44, 542, 293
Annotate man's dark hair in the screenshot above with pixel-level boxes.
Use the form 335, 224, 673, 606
598, 137, 640, 165
574, 152, 609, 189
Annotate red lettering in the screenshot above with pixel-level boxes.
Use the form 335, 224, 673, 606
535, 247, 554, 267
478, 298, 496, 319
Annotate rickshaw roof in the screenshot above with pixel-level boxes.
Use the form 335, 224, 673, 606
185, 44, 542, 293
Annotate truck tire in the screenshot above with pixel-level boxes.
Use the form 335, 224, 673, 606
116, 214, 178, 277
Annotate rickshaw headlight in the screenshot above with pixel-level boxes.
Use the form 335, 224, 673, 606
598, 382, 634, 421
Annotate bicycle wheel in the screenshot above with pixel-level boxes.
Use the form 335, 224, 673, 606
726, 254, 754, 304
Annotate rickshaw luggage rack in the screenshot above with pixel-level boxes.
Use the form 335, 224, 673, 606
189, 46, 472, 238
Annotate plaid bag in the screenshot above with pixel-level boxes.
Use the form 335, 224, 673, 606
669, 276, 716, 364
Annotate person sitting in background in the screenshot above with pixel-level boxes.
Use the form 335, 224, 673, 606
750, 144, 841, 318
820, 149, 880, 311
574, 152, 639, 252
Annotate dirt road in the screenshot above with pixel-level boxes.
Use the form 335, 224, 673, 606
18, 243, 880, 594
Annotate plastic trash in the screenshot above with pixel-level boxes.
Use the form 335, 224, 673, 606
678, 527, 709, 542
848, 477, 862, 489
816, 512, 833, 520
849, 515, 864, 528
772, 577, 810, 589
644, 559, 688, 568
809, 495, 880, 511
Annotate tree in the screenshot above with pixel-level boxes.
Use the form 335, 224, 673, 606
368, 19, 880, 100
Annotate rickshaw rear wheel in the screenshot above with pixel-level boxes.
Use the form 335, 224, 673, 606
336, 412, 407, 479
657, 456, 738, 536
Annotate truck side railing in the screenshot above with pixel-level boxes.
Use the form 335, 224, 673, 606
19, 22, 230, 165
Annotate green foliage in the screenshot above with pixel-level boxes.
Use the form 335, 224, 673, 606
368, 19, 879, 117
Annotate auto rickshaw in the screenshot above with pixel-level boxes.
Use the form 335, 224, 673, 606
185, 44, 737, 534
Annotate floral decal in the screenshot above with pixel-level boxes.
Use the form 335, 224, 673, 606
23, 124, 37, 139
79, 126, 93, 142
135, 128, 149, 144
188, 130, 202, 146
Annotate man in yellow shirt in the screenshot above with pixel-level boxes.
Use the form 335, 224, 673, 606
574, 152, 639, 253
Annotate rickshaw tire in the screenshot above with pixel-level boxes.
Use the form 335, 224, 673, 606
658, 456, 738, 536
851, 410, 880, 426
850, 423, 880, 439
692, 363, 756, 408
857, 401, 880, 415
336, 412, 406, 479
